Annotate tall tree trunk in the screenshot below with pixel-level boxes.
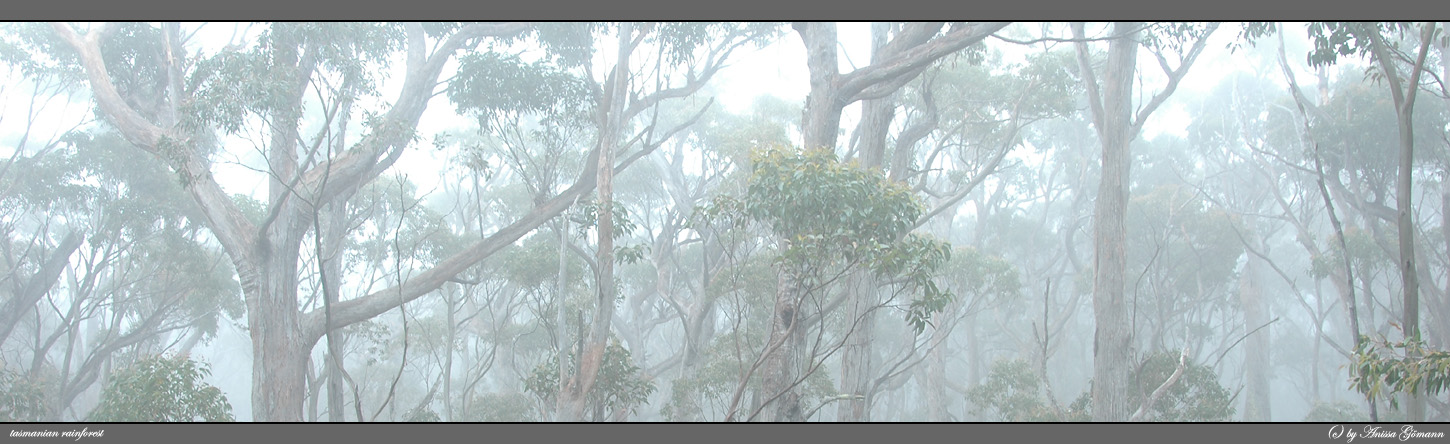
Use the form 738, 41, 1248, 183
1365, 22, 1434, 422
836, 24, 896, 422
51, 23, 553, 421
798, 22, 843, 151
558, 22, 634, 422
1439, 22, 1450, 350
837, 273, 876, 421
759, 269, 805, 422
1278, 27, 1375, 420
243, 239, 308, 422
1074, 21, 1216, 421
925, 310, 950, 421
1075, 22, 1140, 422
856, 23, 897, 169
1238, 234, 1272, 421
323, 208, 348, 422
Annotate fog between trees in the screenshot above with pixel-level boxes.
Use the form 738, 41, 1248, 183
1, 22, 1447, 422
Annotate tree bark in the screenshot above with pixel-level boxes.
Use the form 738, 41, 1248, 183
856, 23, 899, 170
925, 309, 951, 421
557, 22, 634, 422
0, 230, 83, 344
1238, 234, 1272, 421
1075, 21, 1140, 422
1073, 21, 1215, 421
837, 273, 876, 421
758, 268, 805, 422
794, 22, 1007, 151
51, 22, 538, 421
1364, 22, 1434, 423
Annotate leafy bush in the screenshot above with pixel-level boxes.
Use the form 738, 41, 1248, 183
966, 359, 1062, 421
87, 355, 233, 422
1130, 351, 1235, 421
463, 392, 539, 422
0, 367, 48, 421
1051, 351, 1233, 422
525, 340, 655, 421
1303, 400, 1369, 422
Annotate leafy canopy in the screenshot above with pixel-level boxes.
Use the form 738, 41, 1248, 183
703, 146, 953, 334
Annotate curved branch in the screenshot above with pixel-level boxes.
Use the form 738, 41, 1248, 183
50, 22, 259, 269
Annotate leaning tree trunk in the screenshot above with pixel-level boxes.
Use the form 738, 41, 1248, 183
0, 231, 83, 344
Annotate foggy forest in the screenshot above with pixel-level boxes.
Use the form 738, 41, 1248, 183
1, 22, 1448, 423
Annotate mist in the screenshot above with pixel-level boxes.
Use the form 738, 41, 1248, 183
0, 22, 1446, 422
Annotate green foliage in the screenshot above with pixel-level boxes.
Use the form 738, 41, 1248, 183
966, 358, 1061, 421
1350, 333, 1450, 411
702, 146, 956, 334
660, 331, 760, 421
0, 367, 48, 421
1303, 400, 1369, 422
524, 340, 656, 420
1130, 352, 1235, 422
645, 23, 780, 67
347, 175, 465, 268
185, 23, 401, 136
463, 392, 540, 422
94, 24, 170, 116
938, 246, 1022, 312
901, 44, 1079, 158
1070, 352, 1235, 422
1141, 23, 1218, 55
689, 95, 800, 173
1305, 22, 1382, 69
495, 235, 577, 290
403, 407, 441, 422
883, 234, 954, 334
449, 52, 593, 126
1309, 226, 1393, 280
0, 23, 86, 82
528, 23, 602, 68
1233, 22, 1425, 70
5, 130, 244, 340
87, 355, 234, 422
230, 194, 268, 225
574, 197, 641, 241
744, 146, 921, 254
1127, 184, 1245, 299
